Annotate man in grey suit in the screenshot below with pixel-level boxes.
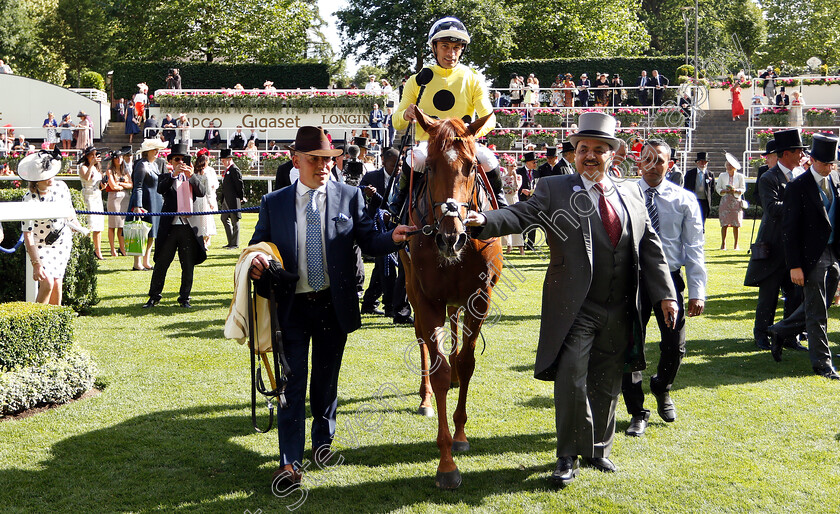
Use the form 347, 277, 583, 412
466, 112, 677, 487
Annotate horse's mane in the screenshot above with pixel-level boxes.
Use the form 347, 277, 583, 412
425, 118, 476, 172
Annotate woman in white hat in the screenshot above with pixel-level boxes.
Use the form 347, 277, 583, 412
78, 145, 106, 259
18, 150, 81, 305
128, 138, 167, 270
716, 152, 747, 250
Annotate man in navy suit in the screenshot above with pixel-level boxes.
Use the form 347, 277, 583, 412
248, 127, 414, 489
369, 103, 384, 145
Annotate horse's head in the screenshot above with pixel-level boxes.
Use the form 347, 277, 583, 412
415, 109, 492, 263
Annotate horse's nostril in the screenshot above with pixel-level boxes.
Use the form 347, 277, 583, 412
453, 233, 468, 251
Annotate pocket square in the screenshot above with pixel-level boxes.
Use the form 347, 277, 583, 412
332, 213, 350, 223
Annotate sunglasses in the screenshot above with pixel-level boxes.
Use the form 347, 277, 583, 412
172, 156, 185, 162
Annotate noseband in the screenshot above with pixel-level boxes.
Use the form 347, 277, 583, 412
411, 159, 478, 238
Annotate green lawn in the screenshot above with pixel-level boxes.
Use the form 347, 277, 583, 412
2, 214, 840, 513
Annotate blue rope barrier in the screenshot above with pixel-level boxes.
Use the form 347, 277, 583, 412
75, 206, 260, 216
0, 234, 25, 254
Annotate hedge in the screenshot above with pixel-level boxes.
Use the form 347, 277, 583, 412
495, 56, 686, 92
0, 302, 74, 372
0, 187, 99, 312
0, 348, 98, 416
112, 61, 331, 101
80, 70, 105, 91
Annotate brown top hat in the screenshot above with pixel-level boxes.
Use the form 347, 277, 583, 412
286, 126, 342, 157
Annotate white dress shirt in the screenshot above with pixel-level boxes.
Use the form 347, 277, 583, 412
579, 174, 627, 227
777, 161, 805, 182
638, 179, 707, 300
294, 180, 329, 294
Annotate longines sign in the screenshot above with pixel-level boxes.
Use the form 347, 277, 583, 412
147, 108, 370, 135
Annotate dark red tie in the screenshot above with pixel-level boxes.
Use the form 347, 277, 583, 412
594, 183, 621, 247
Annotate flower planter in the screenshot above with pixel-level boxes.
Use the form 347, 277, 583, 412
805, 108, 837, 127
533, 112, 564, 128
758, 109, 790, 127
486, 134, 518, 151
526, 136, 557, 148
494, 112, 522, 128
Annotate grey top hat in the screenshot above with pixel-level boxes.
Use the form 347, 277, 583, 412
810, 133, 839, 163
569, 112, 620, 151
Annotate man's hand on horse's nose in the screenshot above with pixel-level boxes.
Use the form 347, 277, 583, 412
465, 211, 486, 226
392, 225, 418, 242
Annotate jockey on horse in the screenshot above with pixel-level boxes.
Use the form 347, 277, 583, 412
391, 17, 507, 216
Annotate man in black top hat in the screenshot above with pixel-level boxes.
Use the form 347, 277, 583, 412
683, 152, 715, 225
774, 87, 789, 106
517, 152, 538, 250
744, 129, 808, 351
752, 140, 778, 206
559, 141, 575, 174
536, 147, 571, 181
770, 134, 840, 378
219, 148, 244, 249
665, 147, 683, 187
142, 143, 206, 308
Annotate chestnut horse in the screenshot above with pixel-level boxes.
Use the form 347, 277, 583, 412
400, 110, 503, 489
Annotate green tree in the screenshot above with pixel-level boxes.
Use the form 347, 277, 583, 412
723, 0, 766, 66
762, 0, 840, 69
509, 0, 650, 59
0, 0, 66, 83
353, 65, 389, 88
336, 0, 517, 79
51, 0, 116, 85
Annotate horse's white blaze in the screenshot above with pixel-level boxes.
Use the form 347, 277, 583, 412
445, 148, 458, 164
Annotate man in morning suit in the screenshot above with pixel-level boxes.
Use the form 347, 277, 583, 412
623, 140, 706, 437
466, 112, 677, 487
752, 141, 777, 206
219, 148, 245, 249
535, 147, 571, 183
359, 148, 413, 324
744, 129, 808, 351
683, 152, 715, 226
517, 152, 538, 250
142, 143, 206, 308
769, 134, 840, 378
577, 74, 591, 107
248, 126, 414, 488
559, 140, 576, 174
665, 147, 684, 187
369, 103, 384, 145
275, 147, 296, 191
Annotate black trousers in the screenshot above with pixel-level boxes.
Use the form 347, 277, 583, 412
148, 224, 200, 303
753, 267, 803, 343
622, 271, 687, 417
277, 290, 347, 467
697, 199, 710, 228
361, 254, 410, 318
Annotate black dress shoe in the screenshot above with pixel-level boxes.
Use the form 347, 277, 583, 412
625, 414, 649, 436
784, 340, 808, 351
770, 331, 783, 362
361, 307, 385, 316
652, 390, 676, 422
549, 456, 579, 487
142, 299, 159, 308
582, 457, 616, 473
815, 368, 840, 380
755, 338, 771, 350
179, 300, 192, 308
393, 315, 414, 325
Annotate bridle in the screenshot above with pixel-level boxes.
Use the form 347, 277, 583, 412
408, 156, 479, 237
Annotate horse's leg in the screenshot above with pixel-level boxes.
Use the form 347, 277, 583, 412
402, 250, 434, 417
451, 305, 485, 454
427, 324, 460, 489
447, 305, 460, 389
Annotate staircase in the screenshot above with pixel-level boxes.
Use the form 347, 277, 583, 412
100, 121, 133, 147
689, 110, 750, 175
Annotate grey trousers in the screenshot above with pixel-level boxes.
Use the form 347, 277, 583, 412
802, 247, 839, 372
554, 300, 630, 458
220, 199, 240, 247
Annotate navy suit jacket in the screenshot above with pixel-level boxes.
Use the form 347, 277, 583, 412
249, 180, 400, 334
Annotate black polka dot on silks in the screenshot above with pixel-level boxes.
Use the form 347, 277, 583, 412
433, 90, 456, 112
462, 115, 472, 124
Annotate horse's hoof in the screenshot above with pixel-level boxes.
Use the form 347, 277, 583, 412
435, 469, 462, 490
417, 406, 435, 417
452, 441, 470, 452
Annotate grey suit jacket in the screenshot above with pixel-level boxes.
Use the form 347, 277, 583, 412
477, 174, 676, 380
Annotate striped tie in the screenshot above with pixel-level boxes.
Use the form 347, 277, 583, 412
646, 188, 660, 234
305, 190, 325, 291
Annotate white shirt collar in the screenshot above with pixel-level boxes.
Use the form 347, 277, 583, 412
296, 179, 327, 197
580, 173, 615, 193
810, 166, 829, 186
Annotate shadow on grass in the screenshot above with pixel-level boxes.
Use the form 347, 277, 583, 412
0, 403, 561, 512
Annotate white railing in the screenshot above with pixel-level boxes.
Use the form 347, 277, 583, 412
70, 88, 108, 103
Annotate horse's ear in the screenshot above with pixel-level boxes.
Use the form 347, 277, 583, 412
468, 113, 493, 136
415, 107, 434, 133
